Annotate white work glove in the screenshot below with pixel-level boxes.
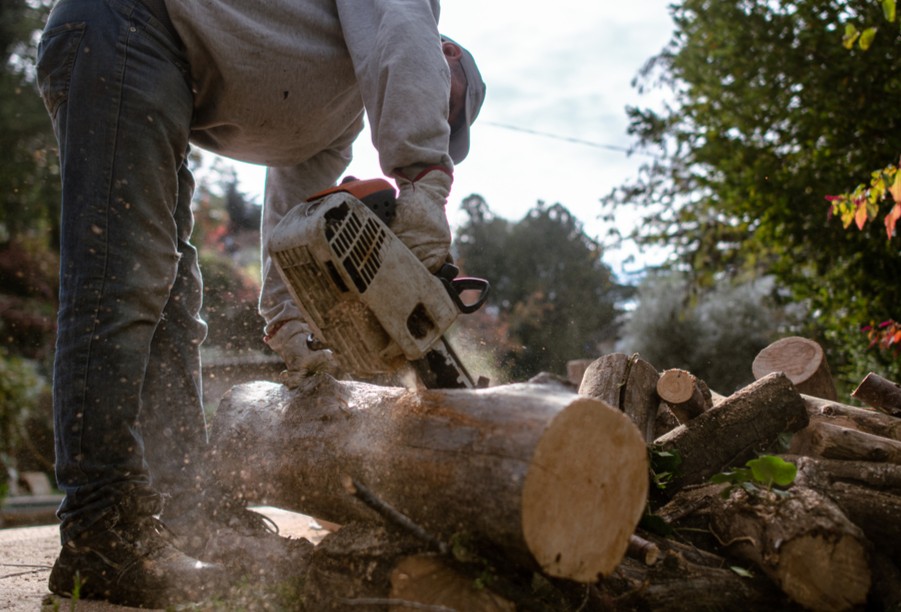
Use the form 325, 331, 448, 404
392, 168, 453, 273
265, 319, 341, 388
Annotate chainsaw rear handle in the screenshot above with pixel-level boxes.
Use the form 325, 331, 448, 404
436, 263, 490, 314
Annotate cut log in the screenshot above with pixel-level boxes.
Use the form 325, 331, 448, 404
790, 455, 901, 556
209, 378, 649, 583
578, 352, 659, 442
655, 368, 712, 423
626, 533, 660, 566
653, 372, 809, 492
801, 394, 901, 441
565, 358, 594, 387
852, 372, 901, 416
600, 550, 789, 611
653, 403, 682, 439
751, 336, 837, 400
788, 420, 901, 464
707, 486, 871, 612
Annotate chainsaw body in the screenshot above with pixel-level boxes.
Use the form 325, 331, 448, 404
269, 181, 488, 387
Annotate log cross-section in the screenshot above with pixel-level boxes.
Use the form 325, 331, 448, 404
751, 336, 837, 400
208, 378, 650, 583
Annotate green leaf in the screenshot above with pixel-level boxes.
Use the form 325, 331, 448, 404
730, 566, 754, 578
747, 456, 797, 487
859, 27, 878, 50
883, 0, 896, 23
843, 23, 860, 49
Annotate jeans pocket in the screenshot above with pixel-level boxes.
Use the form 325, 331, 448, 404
36, 21, 87, 120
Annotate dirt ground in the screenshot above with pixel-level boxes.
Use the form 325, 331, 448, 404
0, 507, 330, 611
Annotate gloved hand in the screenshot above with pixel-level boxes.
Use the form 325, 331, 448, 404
392, 168, 453, 273
265, 319, 341, 388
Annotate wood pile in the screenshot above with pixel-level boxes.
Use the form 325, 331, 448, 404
207, 335, 901, 611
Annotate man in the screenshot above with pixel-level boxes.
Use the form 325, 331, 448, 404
35, 0, 485, 606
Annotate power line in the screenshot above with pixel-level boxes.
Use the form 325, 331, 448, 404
483, 120, 659, 157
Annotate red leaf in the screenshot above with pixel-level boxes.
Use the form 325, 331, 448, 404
885, 202, 901, 239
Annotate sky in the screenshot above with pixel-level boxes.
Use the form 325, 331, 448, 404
227, 2, 677, 280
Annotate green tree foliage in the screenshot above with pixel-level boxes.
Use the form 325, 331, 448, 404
604, 0, 901, 385
1, 0, 59, 247
454, 195, 626, 381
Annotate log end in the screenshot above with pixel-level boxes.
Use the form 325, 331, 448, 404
521, 397, 649, 582
779, 533, 871, 611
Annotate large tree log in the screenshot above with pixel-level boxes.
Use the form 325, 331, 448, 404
652, 372, 809, 493
657, 483, 872, 611
708, 485, 871, 612
788, 420, 901, 464
801, 394, 901, 441
209, 378, 649, 583
578, 352, 659, 442
790, 455, 901, 556
599, 548, 789, 611
852, 372, 901, 416
752, 336, 838, 400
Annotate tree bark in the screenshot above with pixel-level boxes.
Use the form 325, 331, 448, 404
851, 372, 901, 416
578, 352, 660, 443
653, 373, 809, 493
800, 394, 901, 441
707, 486, 871, 612
752, 336, 837, 400
788, 420, 901, 464
655, 368, 712, 423
208, 378, 649, 583
600, 551, 790, 611
790, 455, 901, 556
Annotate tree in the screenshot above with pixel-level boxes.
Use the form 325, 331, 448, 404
454, 195, 627, 381
0, 0, 59, 248
618, 272, 797, 393
604, 0, 901, 386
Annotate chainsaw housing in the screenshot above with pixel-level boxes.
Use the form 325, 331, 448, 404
269, 192, 459, 377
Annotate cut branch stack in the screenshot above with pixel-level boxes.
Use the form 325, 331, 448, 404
207, 336, 901, 610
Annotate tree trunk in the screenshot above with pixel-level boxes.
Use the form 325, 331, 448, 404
752, 336, 837, 400
208, 377, 649, 583
653, 372, 809, 492
788, 420, 901, 464
578, 352, 660, 442
707, 485, 871, 612
851, 372, 901, 416
800, 394, 901, 441
790, 455, 901, 556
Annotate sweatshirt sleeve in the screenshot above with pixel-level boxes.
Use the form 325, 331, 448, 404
335, 0, 453, 177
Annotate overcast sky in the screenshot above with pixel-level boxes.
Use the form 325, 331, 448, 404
230, 2, 677, 278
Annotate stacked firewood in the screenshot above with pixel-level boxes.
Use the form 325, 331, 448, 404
208, 336, 901, 611
579, 337, 901, 611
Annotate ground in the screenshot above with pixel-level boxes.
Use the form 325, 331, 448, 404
0, 507, 329, 611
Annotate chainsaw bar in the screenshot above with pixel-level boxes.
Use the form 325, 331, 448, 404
412, 336, 479, 389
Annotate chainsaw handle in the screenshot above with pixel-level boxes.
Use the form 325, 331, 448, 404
448, 276, 490, 314
436, 262, 489, 314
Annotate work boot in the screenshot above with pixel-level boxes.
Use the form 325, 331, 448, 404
48, 513, 226, 608
164, 501, 314, 583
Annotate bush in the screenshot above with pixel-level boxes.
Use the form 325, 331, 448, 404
0, 346, 50, 501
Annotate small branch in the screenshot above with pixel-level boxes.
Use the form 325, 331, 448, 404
342, 475, 448, 554
627, 533, 661, 566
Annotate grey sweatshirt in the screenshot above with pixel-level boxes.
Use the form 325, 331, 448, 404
164, 0, 456, 330
164, 0, 453, 174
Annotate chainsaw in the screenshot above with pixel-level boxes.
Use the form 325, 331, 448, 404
268, 177, 490, 389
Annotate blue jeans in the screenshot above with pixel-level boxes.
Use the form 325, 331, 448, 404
36, 0, 208, 543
